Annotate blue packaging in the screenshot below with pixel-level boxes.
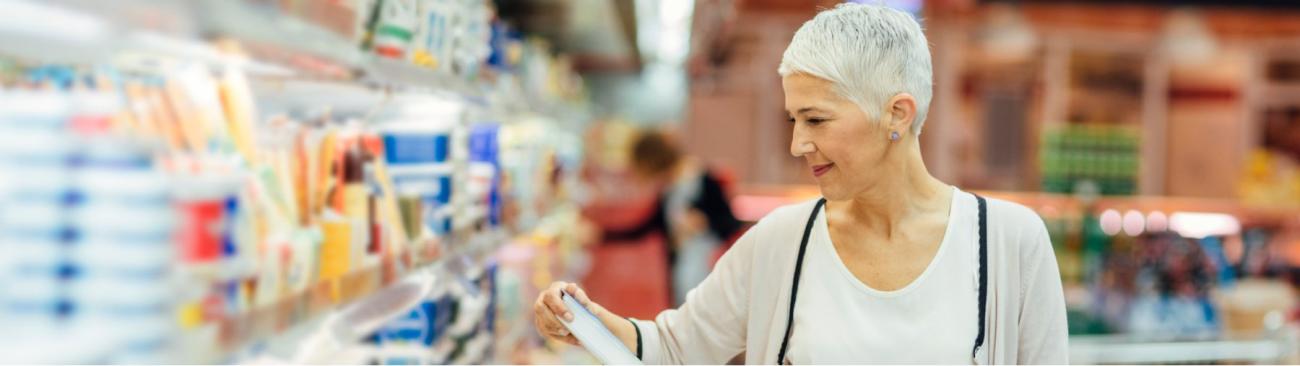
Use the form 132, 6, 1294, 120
373, 297, 449, 347
468, 124, 500, 226
486, 22, 521, 71
468, 125, 499, 165
383, 133, 450, 165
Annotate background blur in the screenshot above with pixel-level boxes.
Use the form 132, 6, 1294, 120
542, 0, 1300, 363
0, 0, 1297, 364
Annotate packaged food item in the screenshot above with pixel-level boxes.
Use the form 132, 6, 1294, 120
0, 92, 75, 336
468, 123, 501, 228
378, 96, 464, 238
320, 213, 353, 300
372, 0, 420, 59
411, 0, 454, 70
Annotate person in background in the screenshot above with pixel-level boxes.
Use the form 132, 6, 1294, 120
615, 129, 742, 305
534, 3, 1067, 364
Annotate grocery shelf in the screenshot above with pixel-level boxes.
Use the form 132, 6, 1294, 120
195, 0, 367, 71
213, 249, 436, 363
0, 228, 505, 365
219, 228, 509, 364
0, 0, 579, 364
0, 0, 483, 96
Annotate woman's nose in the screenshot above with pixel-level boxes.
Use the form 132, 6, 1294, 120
791, 136, 815, 157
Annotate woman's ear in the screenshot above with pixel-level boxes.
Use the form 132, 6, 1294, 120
887, 93, 918, 136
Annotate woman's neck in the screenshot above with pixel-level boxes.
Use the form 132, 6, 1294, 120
835, 143, 951, 240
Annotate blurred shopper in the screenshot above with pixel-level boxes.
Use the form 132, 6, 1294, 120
576, 122, 674, 320
535, 4, 1067, 364
624, 130, 742, 306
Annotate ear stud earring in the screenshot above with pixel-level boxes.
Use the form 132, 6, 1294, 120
890, 131, 901, 141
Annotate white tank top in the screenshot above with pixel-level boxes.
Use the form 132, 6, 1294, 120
787, 188, 978, 364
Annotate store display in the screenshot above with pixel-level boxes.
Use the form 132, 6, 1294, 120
0, 0, 593, 364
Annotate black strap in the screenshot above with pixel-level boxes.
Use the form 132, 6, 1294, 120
776, 198, 825, 364
627, 317, 643, 360
973, 194, 988, 358
775, 195, 990, 364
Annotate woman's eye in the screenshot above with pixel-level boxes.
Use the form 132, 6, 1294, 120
807, 118, 827, 125
786, 117, 796, 124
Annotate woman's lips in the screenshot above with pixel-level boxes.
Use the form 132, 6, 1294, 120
812, 163, 834, 177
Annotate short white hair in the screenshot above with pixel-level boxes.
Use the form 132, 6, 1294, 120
778, 3, 933, 135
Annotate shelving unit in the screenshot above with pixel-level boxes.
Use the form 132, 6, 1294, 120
0, 1, 586, 364
224, 228, 511, 365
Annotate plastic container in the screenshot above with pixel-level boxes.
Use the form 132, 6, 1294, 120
1, 275, 61, 304
0, 92, 72, 123
70, 238, 173, 275
0, 127, 77, 162
382, 131, 451, 165
76, 169, 170, 202
71, 202, 176, 240
67, 277, 170, 309
2, 236, 64, 272
0, 162, 74, 199
0, 200, 67, 232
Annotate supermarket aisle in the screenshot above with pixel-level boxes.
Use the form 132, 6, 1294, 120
2, 0, 1300, 365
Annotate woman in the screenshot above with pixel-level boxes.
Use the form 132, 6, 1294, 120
534, 4, 1068, 364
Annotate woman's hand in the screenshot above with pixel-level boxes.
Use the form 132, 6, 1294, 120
533, 282, 639, 353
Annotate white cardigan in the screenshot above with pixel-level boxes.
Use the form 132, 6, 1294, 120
630, 191, 1069, 364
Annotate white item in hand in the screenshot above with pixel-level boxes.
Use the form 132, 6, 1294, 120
559, 292, 641, 365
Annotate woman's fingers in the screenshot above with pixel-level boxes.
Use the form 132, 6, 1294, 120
543, 282, 575, 322
534, 281, 611, 348
566, 283, 593, 307
534, 284, 573, 340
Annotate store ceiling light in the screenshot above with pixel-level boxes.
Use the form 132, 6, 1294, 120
1099, 209, 1122, 236
1169, 212, 1240, 239
1122, 210, 1145, 237
1146, 211, 1169, 233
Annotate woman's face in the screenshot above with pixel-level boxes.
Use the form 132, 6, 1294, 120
783, 73, 895, 201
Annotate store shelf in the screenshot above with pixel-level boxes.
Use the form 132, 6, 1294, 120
0, 0, 484, 97
219, 228, 509, 364
0, 230, 514, 365
362, 57, 482, 97
195, 0, 367, 72
0, 0, 582, 364
213, 259, 426, 362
